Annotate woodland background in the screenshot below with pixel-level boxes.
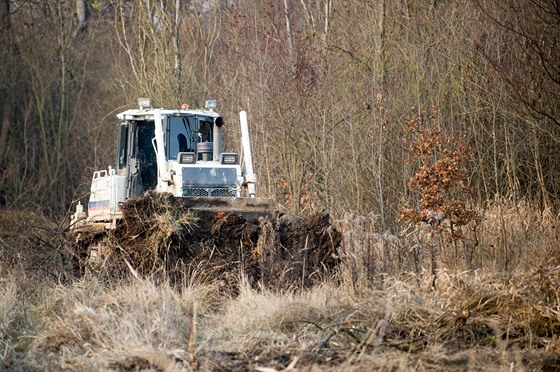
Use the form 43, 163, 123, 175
1, 1, 560, 370
0, 0, 559, 271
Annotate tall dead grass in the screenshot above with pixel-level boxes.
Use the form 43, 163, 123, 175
475, 200, 560, 270
1, 264, 559, 370
1, 199, 559, 370
27, 277, 211, 370
0, 273, 17, 362
336, 199, 560, 286
199, 267, 559, 370
204, 282, 357, 353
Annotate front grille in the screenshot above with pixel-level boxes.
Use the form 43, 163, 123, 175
211, 188, 235, 197
183, 187, 235, 197
183, 188, 208, 197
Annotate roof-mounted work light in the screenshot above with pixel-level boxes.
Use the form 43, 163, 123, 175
205, 99, 217, 110
138, 98, 151, 109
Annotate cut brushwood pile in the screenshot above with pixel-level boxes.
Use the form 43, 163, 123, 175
72, 192, 342, 291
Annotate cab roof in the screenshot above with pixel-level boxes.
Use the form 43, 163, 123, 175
117, 107, 221, 121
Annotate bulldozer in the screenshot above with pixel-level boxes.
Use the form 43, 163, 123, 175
67, 98, 341, 286
70, 98, 273, 235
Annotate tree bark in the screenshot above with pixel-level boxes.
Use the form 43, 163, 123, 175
0, 0, 9, 31
0, 99, 9, 164
283, 0, 294, 56
0, 0, 11, 164
76, 0, 88, 32
174, 0, 182, 99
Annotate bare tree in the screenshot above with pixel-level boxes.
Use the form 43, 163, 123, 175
0, 0, 11, 166
75, 0, 89, 34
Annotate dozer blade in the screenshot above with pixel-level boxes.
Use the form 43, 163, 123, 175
181, 197, 274, 220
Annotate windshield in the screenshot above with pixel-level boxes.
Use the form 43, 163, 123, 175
166, 115, 214, 160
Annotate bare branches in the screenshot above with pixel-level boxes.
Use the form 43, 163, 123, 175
475, 0, 560, 129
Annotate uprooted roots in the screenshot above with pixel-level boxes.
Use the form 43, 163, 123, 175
75, 192, 342, 292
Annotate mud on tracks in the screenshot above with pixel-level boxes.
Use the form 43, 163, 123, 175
77, 192, 342, 291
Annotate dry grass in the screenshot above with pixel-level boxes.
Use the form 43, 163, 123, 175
1, 200, 560, 370
1, 267, 559, 370
28, 278, 203, 370
0, 273, 18, 361
336, 199, 560, 283
196, 267, 560, 370
203, 282, 356, 353
475, 200, 560, 270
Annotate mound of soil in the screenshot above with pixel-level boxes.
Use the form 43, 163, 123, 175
78, 192, 342, 291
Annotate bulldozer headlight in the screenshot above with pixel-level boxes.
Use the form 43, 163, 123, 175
220, 153, 238, 165
178, 152, 196, 164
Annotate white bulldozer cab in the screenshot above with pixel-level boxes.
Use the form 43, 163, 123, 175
70, 99, 270, 233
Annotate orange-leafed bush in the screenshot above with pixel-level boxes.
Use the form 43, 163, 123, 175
400, 109, 479, 274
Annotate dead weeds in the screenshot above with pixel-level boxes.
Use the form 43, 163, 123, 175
2, 198, 560, 370
1, 262, 560, 370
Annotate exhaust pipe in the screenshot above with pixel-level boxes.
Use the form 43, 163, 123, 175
239, 111, 256, 197
213, 117, 223, 161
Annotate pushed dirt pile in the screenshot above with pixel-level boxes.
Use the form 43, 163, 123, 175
80, 192, 342, 291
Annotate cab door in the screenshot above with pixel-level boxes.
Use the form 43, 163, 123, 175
120, 120, 157, 199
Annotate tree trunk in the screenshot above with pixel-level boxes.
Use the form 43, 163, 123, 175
0, 0, 11, 163
283, 0, 294, 56
174, 0, 182, 100
76, 0, 88, 32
